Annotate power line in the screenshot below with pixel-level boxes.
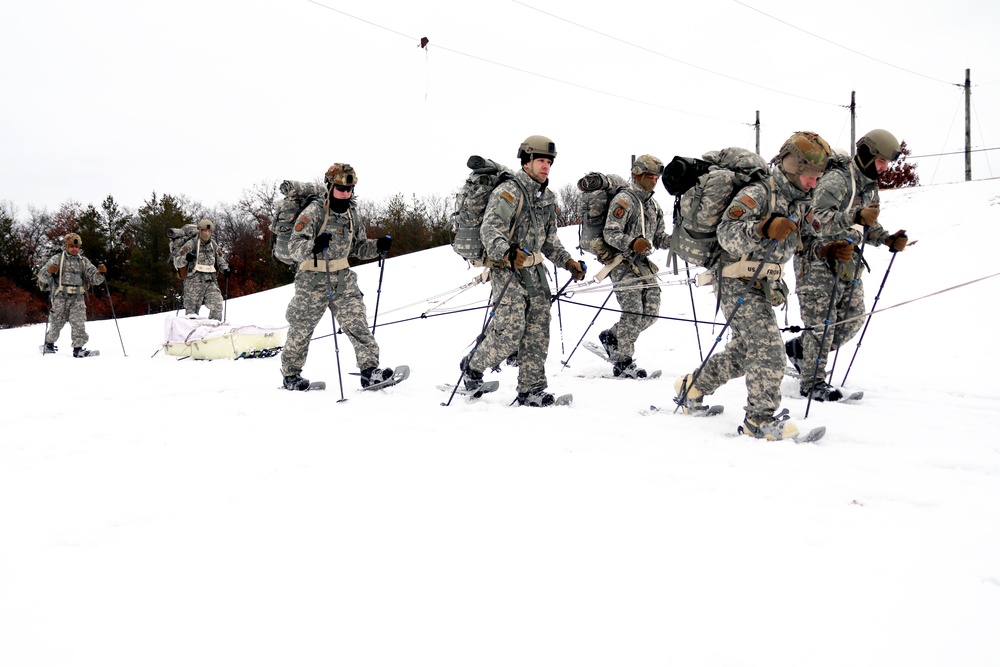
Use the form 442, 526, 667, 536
510, 0, 841, 107
908, 146, 1000, 159
730, 0, 957, 86
302, 0, 749, 126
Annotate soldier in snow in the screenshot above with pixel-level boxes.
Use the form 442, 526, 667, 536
279, 163, 394, 391
173, 218, 230, 321
458, 135, 586, 406
596, 154, 670, 379
674, 131, 832, 440
38, 233, 106, 358
787, 129, 909, 401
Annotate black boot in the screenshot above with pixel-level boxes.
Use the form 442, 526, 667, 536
283, 374, 311, 391
42, 342, 57, 354
361, 367, 394, 388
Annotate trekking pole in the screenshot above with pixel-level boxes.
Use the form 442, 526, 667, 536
560, 289, 614, 371
100, 265, 126, 356
441, 268, 518, 407
674, 239, 779, 414
684, 260, 705, 362
223, 271, 229, 323
826, 235, 868, 382
370, 250, 388, 335
550, 263, 585, 355
839, 249, 899, 387
554, 265, 565, 354
804, 239, 854, 419
323, 258, 348, 403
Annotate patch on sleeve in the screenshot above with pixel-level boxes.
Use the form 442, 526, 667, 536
613, 206, 626, 219
294, 222, 305, 231
726, 204, 746, 220
300, 215, 310, 224
738, 194, 758, 209
499, 190, 515, 205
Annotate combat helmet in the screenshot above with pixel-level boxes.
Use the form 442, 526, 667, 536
517, 135, 557, 164
197, 219, 214, 232
325, 163, 359, 187
64, 233, 82, 249
856, 129, 901, 168
778, 131, 832, 174
631, 154, 664, 177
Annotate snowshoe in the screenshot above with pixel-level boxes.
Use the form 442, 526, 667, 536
282, 374, 312, 391
360, 365, 409, 391
613, 359, 647, 379
73, 347, 99, 358
360, 366, 395, 388
460, 353, 485, 391
800, 382, 843, 402
739, 409, 800, 441
516, 389, 555, 407
41, 342, 57, 355
673, 374, 708, 414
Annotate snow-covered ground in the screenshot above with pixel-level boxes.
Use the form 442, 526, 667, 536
2, 179, 999, 666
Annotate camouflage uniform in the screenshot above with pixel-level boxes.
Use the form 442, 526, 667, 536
467, 169, 573, 394
40, 250, 105, 348
687, 168, 813, 423
280, 196, 381, 377
174, 236, 229, 320
602, 182, 670, 362
794, 156, 895, 390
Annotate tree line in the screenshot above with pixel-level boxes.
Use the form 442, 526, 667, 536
0, 185, 466, 328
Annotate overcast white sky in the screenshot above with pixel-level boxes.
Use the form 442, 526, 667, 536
2, 0, 998, 214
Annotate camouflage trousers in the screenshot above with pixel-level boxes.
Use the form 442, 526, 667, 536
45, 293, 89, 348
184, 273, 225, 321
281, 269, 379, 377
608, 262, 661, 362
691, 277, 785, 422
794, 259, 865, 389
468, 268, 552, 394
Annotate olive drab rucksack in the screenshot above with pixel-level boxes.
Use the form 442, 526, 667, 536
271, 180, 326, 265
576, 172, 630, 263
450, 156, 525, 266
662, 147, 771, 271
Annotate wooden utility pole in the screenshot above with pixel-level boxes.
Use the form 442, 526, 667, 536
965, 68, 972, 181
850, 91, 856, 156
755, 111, 760, 155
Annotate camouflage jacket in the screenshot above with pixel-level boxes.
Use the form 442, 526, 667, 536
801, 157, 892, 261
174, 236, 229, 275
480, 169, 571, 269
603, 182, 669, 256
288, 198, 379, 269
39, 251, 105, 291
717, 168, 813, 266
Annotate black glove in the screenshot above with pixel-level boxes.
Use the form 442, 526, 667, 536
185, 252, 195, 263
312, 232, 332, 255
223, 268, 231, 277
376, 235, 392, 254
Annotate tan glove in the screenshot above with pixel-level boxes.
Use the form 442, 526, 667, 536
507, 247, 530, 269
759, 216, 797, 241
884, 229, 908, 252
47, 264, 59, 274
97, 264, 107, 274
856, 206, 880, 226
817, 240, 854, 263
630, 237, 653, 254
565, 259, 586, 281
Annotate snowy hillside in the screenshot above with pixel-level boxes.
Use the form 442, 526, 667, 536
2, 179, 999, 667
